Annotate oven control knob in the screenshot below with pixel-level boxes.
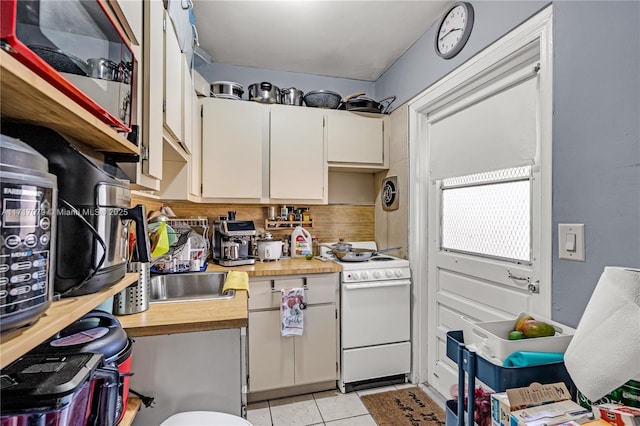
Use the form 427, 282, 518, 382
352, 272, 360, 280
394, 269, 403, 278
361, 272, 369, 280
386, 270, 394, 278
373, 271, 382, 279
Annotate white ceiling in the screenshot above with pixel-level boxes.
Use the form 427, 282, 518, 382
192, 1, 451, 81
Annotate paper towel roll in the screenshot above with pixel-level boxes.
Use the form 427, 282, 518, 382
564, 267, 640, 401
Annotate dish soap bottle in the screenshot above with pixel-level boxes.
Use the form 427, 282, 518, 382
291, 226, 312, 257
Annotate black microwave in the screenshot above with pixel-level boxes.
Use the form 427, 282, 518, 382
1, 0, 136, 133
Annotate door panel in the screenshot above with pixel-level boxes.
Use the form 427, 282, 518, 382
294, 305, 337, 385
341, 280, 411, 348
248, 310, 294, 392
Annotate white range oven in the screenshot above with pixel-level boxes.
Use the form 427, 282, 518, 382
321, 243, 411, 393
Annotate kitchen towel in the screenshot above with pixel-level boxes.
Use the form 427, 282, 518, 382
564, 267, 640, 401
222, 271, 249, 297
281, 288, 304, 336
503, 351, 564, 367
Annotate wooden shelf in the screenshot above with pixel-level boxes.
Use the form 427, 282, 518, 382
0, 50, 139, 155
265, 219, 313, 230
0, 273, 138, 369
120, 396, 142, 426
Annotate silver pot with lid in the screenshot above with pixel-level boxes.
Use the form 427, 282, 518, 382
280, 88, 304, 106
248, 82, 280, 104
211, 81, 244, 100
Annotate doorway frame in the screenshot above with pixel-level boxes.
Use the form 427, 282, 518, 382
407, 5, 554, 387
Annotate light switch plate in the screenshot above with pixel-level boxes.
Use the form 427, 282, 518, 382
558, 223, 585, 261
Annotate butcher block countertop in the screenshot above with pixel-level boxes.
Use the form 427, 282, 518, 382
119, 258, 341, 337
205, 257, 342, 276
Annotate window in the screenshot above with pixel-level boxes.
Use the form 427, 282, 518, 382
440, 166, 532, 263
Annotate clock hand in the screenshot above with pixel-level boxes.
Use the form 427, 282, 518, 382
439, 27, 462, 41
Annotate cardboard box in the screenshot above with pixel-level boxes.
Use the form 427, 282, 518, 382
593, 404, 640, 426
510, 400, 593, 426
491, 383, 572, 426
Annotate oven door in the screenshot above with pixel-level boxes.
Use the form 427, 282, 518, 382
341, 279, 411, 349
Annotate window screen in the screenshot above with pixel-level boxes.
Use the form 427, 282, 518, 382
441, 166, 532, 263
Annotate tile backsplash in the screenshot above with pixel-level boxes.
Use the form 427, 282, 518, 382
130, 194, 375, 244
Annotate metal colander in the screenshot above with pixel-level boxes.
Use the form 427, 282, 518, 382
114, 262, 150, 315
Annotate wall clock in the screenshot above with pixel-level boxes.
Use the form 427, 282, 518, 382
435, 2, 474, 59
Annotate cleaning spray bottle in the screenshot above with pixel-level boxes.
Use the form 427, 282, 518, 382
290, 226, 312, 257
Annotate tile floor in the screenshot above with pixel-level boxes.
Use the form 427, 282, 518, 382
247, 383, 448, 426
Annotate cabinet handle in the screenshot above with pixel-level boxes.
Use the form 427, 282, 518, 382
270, 279, 310, 293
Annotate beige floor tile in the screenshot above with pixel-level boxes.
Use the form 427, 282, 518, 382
313, 390, 369, 422
270, 394, 323, 426
325, 414, 377, 425
247, 401, 272, 426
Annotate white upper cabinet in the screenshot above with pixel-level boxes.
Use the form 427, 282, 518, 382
163, 13, 183, 144
189, 95, 202, 198
201, 98, 264, 199
270, 105, 326, 203
181, 56, 193, 155
140, 0, 164, 182
326, 110, 388, 170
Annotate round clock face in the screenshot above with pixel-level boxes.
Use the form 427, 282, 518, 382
436, 2, 474, 59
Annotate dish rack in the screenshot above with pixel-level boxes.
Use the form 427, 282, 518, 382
151, 218, 210, 274
445, 330, 575, 426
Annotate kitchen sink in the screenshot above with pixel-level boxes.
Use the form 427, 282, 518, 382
149, 272, 234, 303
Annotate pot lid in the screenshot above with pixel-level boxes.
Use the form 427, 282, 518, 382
0, 134, 49, 173
33, 311, 130, 364
0, 353, 102, 404
331, 239, 353, 251
211, 81, 244, 89
258, 232, 281, 242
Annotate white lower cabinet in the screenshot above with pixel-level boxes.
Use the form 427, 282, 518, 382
248, 274, 338, 393
129, 329, 245, 426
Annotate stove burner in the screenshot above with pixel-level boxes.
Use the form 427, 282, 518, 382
370, 256, 394, 261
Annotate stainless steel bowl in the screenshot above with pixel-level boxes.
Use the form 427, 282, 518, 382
303, 90, 342, 109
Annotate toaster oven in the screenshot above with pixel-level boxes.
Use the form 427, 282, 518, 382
0, 0, 136, 133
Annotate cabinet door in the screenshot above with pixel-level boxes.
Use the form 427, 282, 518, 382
201, 98, 263, 199
181, 56, 193, 155
294, 304, 337, 385
270, 105, 325, 201
189, 94, 202, 197
327, 111, 384, 165
163, 13, 182, 143
248, 310, 295, 392
142, 1, 164, 180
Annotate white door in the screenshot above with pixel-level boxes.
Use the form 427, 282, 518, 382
408, 8, 554, 396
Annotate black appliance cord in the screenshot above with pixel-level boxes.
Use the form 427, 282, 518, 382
58, 198, 107, 296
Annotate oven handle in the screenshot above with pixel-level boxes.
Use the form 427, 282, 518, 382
343, 280, 411, 290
